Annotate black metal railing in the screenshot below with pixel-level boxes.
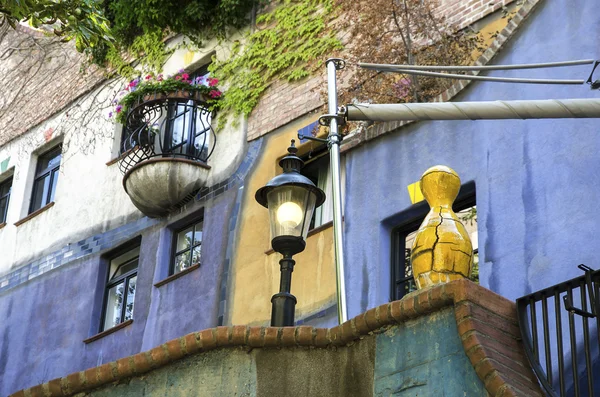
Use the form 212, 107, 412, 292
517, 265, 600, 397
118, 91, 216, 175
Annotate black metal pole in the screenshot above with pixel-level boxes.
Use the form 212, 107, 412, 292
271, 254, 297, 326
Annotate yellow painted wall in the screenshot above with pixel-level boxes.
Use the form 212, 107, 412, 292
229, 115, 336, 325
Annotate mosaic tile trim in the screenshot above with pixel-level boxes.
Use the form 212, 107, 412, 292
0, 138, 264, 295
0, 216, 159, 293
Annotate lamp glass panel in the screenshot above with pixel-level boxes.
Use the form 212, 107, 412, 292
266, 185, 317, 240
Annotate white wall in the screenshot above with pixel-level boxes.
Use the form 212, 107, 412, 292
0, 38, 247, 275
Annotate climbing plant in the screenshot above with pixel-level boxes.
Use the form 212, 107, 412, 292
89, 0, 258, 76
210, 0, 342, 117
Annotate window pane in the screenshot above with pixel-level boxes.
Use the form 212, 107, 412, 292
108, 247, 140, 279
49, 170, 59, 202
31, 175, 50, 212
37, 148, 61, 173
174, 251, 191, 273
191, 245, 201, 266
124, 276, 137, 321
176, 227, 193, 252
111, 258, 138, 280
0, 179, 11, 197
103, 281, 125, 330
0, 197, 7, 223
192, 226, 202, 246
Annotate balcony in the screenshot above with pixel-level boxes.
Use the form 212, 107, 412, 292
118, 91, 216, 218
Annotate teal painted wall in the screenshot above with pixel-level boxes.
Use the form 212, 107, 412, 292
80, 308, 486, 397
375, 308, 486, 396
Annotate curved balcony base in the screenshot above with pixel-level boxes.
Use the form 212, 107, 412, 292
123, 158, 211, 218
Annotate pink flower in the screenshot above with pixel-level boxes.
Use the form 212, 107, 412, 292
182, 73, 189, 80
116, 105, 123, 113
175, 75, 181, 81
145, 74, 152, 80
157, 74, 163, 81
182, 79, 191, 84
209, 90, 222, 98
208, 77, 219, 87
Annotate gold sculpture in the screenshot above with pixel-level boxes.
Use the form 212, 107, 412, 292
410, 165, 473, 289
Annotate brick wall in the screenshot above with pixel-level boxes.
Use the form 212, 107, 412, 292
0, 25, 105, 147
437, 0, 516, 29
11, 280, 543, 397
246, 0, 517, 142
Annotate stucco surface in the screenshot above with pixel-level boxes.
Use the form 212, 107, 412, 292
343, 0, 600, 318
375, 307, 486, 396
230, 114, 337, 326
0, 188, 237, 396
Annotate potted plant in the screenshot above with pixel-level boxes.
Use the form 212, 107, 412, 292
110, 70, 222, 125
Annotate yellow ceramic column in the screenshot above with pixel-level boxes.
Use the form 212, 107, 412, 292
410, 165, 473, 289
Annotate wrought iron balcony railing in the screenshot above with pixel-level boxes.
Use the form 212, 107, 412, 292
517, 265, 600, 397
118, 91, 216, 175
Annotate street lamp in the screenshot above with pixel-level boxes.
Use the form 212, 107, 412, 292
255, 139, 326, 326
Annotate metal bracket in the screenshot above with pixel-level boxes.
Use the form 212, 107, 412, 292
563, 264, 597, 318
297, 133, 328, 143
585, 61, 600, 89
325, 58, 346, 70
318, 113, 346, 127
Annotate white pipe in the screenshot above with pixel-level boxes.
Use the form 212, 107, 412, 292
358, 59, 596, 71
326, 59, 348, 325
345, 99, 600, 122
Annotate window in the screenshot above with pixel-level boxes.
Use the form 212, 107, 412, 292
301, 151, 334, 229
390, 184, 478, 301
121, 64, 213, 160
30, 146, 61, 213
0, 177, 12, 224
172, 219, 203, 274
102, 245, 139, 331
164, 66, 212, 160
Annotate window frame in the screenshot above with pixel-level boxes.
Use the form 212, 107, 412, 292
0, 176, 12, 224
299, 145, 332, 230
29, 145, 62, 214
100, 243, 140, 332
390, 182, 476, 301
170, 217, 203, 276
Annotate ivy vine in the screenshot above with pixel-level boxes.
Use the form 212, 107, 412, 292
211, 0, 342, 117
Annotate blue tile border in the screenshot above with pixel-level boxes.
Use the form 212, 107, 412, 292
0, 138, 264, 297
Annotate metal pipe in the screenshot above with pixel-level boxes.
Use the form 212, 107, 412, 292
554, 290, 565, 396
542, 296, 552, 386
362, 68, 584, 85
326, 58, 348, 324
579, 281, 594, 396
345, 99, 600, 122
358, 59, 596, 72
566, 288, 580, 397
531, 297, 539, 362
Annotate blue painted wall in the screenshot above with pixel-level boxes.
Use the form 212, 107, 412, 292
343, 0, 600, 317
0, 139, 263, 396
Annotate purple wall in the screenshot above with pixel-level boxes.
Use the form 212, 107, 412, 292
342, 0, 600, 317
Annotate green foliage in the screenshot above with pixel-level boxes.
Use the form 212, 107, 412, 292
211, 0, 342, 116
113, 73, 222, 124
92, 0, 257, 73
1, 0, 113, 51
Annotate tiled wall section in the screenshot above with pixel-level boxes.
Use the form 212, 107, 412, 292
0, 138, 263, 294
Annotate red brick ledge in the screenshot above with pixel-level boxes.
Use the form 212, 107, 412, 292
340, 0, 542, 154
10, 280, 542, 397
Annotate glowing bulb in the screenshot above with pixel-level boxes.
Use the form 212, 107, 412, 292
276, 202, 303, 228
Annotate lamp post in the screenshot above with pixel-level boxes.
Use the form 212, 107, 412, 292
255, 140, 326, 326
